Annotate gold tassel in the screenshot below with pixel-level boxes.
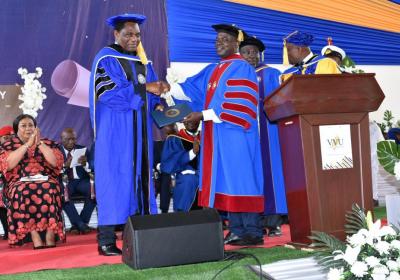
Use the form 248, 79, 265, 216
137, 41, 148, 65
283, 40, 289, 65
238, 30, 244, 42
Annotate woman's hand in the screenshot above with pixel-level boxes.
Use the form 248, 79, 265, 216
35, 128, 41, 146
26, 129, 37, 147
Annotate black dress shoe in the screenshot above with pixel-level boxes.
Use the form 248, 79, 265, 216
79, 224, 92, 234
268, 227, 282, 237
224, 232, 242, 245
98, 244, 122, 256
68, 225, 80, 234
231, 235, 264, 246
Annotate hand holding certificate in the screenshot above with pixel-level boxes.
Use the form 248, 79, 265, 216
151, 103, 192, 128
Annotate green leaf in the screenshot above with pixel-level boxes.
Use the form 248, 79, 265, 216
377, 140, 400, 175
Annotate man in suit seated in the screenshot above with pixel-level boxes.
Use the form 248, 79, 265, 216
60, 128, 96, 234
160, 120, 201, 212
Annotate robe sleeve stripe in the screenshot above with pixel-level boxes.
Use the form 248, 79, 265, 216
221, 102, 257, 119
95, 79, 114, 92
226, 79, 259, 93
224, 91, 258, 106
97, 67, 106, 74
96, 82, 117, 99
95, 75, 111, 88
219, 112, 251, 130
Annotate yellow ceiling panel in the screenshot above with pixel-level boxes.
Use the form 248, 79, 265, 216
226, 0, 400, 33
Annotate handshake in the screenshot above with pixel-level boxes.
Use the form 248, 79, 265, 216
145, 81, 171, 96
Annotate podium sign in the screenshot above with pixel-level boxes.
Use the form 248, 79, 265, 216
319, 124, 353, 170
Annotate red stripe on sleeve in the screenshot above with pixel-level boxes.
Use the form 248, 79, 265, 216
219, 112, 251, 130
222, 102, 257, 119
224, 91, 258, 106
226, 79, 259, 93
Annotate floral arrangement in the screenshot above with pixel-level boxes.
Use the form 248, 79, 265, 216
310, 204, 400, 280
17, 67, 47, 118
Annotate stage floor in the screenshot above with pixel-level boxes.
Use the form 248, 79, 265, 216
0, 225, 291, 275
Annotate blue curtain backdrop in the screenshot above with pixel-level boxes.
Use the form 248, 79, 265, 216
166, 0, 400, 65
0, 0, 168, 146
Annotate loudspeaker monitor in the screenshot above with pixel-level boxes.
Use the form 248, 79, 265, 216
122, 209, 224, 269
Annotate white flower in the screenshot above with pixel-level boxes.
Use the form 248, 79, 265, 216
350, 261, 368, 277
388, 272, 400, 280
375, 241, 390, 255
327, 268, 343, 280
380, 226, 397, 237
372, 264, 389, 279
347, 232, 366, 247
365, 256, 381, 268
387, 260, 399, 271
333, 246, 361, 265
395, 161, 400, 181
17, 66, 47, 117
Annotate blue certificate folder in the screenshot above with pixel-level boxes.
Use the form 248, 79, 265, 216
151, 103, 192, 128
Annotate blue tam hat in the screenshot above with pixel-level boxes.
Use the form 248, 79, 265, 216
284, 30, 314, 47
106, 13, 146, 28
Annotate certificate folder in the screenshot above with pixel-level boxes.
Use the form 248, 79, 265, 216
151, 103, 192, 128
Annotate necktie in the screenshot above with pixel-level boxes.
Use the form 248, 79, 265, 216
66, 152, 74, 180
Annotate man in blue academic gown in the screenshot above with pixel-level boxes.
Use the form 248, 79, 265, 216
281, 31, 341, 82
160, 120, 201, 212
89, 14, 167, 256
239, 35, 288, 236
166, 24, 264, 246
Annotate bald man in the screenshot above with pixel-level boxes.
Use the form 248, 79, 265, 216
59, 128, 96, 234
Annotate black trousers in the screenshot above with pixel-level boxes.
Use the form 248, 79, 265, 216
97, 225, 118, 246
0, 207, 7, 237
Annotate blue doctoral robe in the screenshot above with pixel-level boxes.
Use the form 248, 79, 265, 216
177, 54, 264, 213
89, 46, 159, 225
160, 133, 199, 212
256, 64, 288, 215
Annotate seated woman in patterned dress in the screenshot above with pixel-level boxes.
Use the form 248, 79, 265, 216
0, 114, 65, 249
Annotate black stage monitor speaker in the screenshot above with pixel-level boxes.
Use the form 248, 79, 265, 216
122, 209, 224, 269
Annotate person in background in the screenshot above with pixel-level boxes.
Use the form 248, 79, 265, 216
0, 125, 13, 240
59, 128, 95, 234
388, 128, 400, 145
89, 13, 167, 256
160, 120, 201, 212
321, 37, 346, 66
153, 123, 177, 213
281, 30, 341, 82
369, 121, 385, 206
0, 114, 65, 248
239, 35, 287, 237
165, 24, 264, 246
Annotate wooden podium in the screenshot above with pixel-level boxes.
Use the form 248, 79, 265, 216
264, 74, 385, 244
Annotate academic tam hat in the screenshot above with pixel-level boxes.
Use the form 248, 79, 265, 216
106, 13, 146, 27
212, 24, 245, 42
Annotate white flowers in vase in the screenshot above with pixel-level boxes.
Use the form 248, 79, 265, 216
17, 67, 47, 118
327, 214, 400, 280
